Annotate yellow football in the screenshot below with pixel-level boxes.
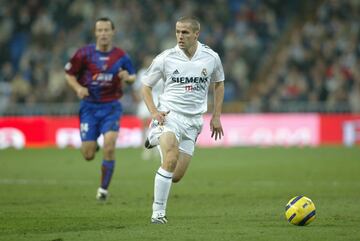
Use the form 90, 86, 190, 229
285, 196, 316, 226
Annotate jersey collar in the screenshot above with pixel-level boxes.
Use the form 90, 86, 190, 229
175, 41, 202, 61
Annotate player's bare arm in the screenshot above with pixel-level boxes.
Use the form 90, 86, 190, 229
65, 73, 89, 99
142, 84, 168, 125
210, 81, 224, 140
118, 68, 136, 84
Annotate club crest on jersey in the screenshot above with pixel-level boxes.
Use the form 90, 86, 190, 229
201, 68, 207, 77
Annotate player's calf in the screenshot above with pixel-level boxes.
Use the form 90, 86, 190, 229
172, 174, 183, 183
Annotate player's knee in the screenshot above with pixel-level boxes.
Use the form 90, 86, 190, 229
81, 144, 97, 161
103, 143, 115, 157
83, 152, 95, 161
161, 149, 178, 171
170, 150, 179, 161
167, 150, 179, 166
164, 142, 179, 157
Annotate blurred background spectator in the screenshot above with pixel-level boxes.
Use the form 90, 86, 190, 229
248, 0, 360, 113
0, 0, 358, 115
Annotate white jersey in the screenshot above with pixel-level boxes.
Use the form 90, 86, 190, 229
134, 68, 164, 105
142, 42, 225, 116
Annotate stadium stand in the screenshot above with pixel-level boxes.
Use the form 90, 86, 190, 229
0, 0, 358, 115
248, 0, 360, 113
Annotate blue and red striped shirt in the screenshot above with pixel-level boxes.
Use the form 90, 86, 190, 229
65, 44, 135, 102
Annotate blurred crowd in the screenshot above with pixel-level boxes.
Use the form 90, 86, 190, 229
1, 0, 358, 114
0, 0, 297, 114
249, 0, 360, 113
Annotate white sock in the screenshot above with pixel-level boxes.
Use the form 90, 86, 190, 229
152, 167, 173, 216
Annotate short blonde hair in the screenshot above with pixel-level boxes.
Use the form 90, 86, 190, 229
177, 16, 200, 32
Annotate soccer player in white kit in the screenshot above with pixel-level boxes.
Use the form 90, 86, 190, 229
142, 16, 225, 224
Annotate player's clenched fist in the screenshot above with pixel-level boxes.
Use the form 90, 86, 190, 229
76, 86, 89, 99
118, 68, 134, 84
152, 110, 170, 125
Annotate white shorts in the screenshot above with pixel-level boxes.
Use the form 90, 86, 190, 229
147, 111, 203, 156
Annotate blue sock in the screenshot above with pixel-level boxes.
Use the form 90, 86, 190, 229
101, 160, 115, 190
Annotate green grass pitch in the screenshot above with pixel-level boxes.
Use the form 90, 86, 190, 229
0, 147, 359, 241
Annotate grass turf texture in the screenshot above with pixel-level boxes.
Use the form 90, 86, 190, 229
0, 147, 359, 241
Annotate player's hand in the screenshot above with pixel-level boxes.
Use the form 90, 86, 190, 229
152, 110, 170, 125
76, 86, 89, 99
118, 68, 130, 82
210, 115, 224, 141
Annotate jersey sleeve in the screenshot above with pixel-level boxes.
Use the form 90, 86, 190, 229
64, 48, 84, 76
122, 54, 136, 75
141, 55, 164, 87
211, 54, 225, 82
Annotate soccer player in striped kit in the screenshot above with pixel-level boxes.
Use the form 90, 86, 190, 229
65, 17, 136, 201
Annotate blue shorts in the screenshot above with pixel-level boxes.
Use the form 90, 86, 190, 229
79, 100, 122, 142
